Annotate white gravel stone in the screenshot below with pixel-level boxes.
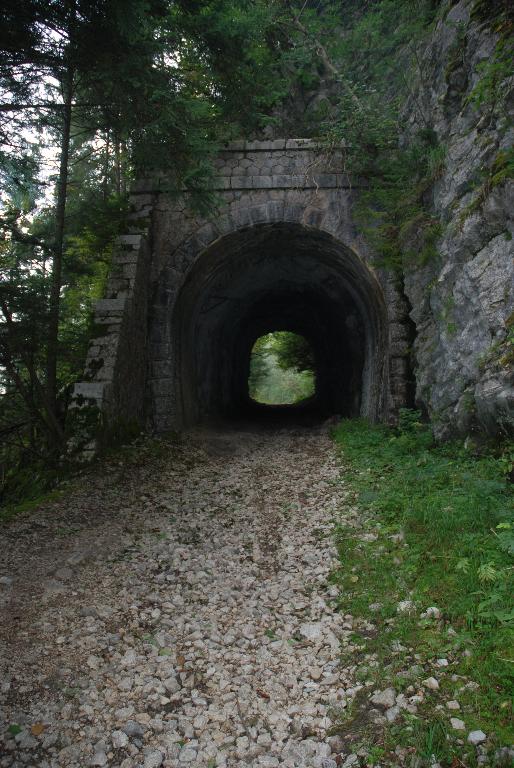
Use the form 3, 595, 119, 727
112, 730, 129, 749
370, 687, 396, 709
299, 622, 323, 640
396, 600, 415, 614
122, 721, 145, 739
423, 677, 439, 690
90, 752, 108, 767
143, 750, 164, 768
468, 730, 487, 745
258, 757, 279, 767
386, 705, 401, 722
451, 718, 466, 730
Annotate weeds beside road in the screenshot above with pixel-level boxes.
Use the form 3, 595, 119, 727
331, 414, 513, 764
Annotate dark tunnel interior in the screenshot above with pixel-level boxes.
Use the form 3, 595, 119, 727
170, 223, 388, 426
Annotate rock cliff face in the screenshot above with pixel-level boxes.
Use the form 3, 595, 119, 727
401, 0, 513, 438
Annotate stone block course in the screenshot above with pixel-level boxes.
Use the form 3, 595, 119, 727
113, 250, 139, 265
94, 298, 127, 313
73, 382, 106, 401
119, 234, 142, 247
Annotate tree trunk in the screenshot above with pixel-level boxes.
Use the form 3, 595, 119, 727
46, 65, 73, 451
120, 141, 127, 196
102, 129, 110, 202
114, 133, 122, 196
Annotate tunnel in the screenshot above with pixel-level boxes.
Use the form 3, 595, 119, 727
166, 222, 389, 427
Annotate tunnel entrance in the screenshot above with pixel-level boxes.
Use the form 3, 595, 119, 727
248, 332, 316, 406
164, 222, 389, 428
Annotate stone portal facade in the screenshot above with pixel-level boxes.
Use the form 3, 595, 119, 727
73, 140, 413, 440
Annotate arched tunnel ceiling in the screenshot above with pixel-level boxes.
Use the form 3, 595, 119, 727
171, 223, 389, 425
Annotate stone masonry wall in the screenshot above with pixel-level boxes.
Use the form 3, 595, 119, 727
73, 139, 413, 440
143, 141, 410, 431
72, 227, 151, 451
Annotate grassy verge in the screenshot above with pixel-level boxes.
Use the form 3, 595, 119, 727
330, 413, 513, 765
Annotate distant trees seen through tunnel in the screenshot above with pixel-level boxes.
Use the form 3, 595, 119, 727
248, 332, 316, 406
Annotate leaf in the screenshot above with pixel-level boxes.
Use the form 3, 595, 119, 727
158, 647, 173, 656
8, 724, 22, 735
492, 609, 514, 624
30, 723, 45, 736
477, 563, 499, 583
497, 531, 514, 555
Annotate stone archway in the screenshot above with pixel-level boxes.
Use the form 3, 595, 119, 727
159, 222, 389, 428
74, 140, 413, 441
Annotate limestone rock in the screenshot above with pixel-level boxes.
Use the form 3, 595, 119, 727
468, 730, 487, 746
370, 688, 396, 709
143, 750, 164, 768
397, 600, 415, 614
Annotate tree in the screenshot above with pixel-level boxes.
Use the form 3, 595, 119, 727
0, 0, 296, 499
269, 332, 315, 373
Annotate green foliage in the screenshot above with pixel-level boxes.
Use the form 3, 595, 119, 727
331, 415, 514, 748
489, 146, 514, 187
470, 0, 513, 27
459, 146, 514, 225
411, 716, 450, 764
320, 1, 439, 162
308, 0, 510, 271
468, 6, 513, 114
468, 36, 513, 112
248, 332, 316, 405
311, 1, 444, 271
267, 331, 315, 373
0, 0, 296, 509
248, 335, 270, 396
355, 131, 445, 270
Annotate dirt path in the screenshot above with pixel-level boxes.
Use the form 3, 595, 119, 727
0, 426, 365, 768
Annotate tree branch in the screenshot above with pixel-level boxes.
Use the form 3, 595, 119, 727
0, 214, 54, 253
0, 300, 65, 444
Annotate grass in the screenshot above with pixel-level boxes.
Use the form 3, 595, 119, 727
0, 486, 65, 524
331, 413, 514, 764
249, 353, 315, 405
